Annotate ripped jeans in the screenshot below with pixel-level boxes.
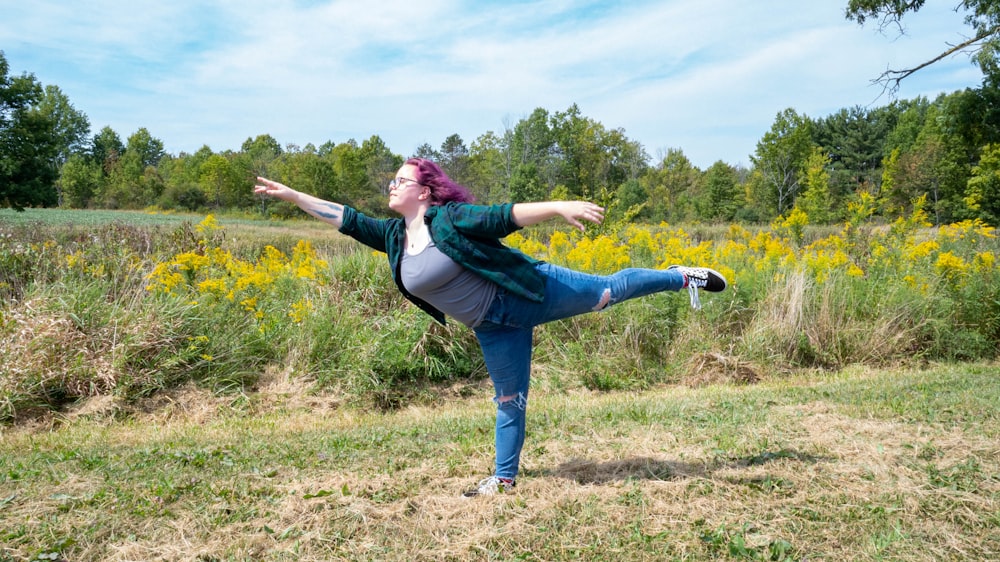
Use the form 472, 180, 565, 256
473, 262, 686, 479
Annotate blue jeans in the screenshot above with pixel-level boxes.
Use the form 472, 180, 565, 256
473, 263, 685, 479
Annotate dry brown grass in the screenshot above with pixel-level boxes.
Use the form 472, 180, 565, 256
682, 352, 761, 387
2, 364, 999, 561
1, 298, 119, 396
741, 271, 936, 369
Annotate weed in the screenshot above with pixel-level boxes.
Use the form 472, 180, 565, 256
698, 521, 798, 560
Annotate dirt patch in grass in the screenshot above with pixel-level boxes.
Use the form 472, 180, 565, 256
682, 351, 761, 386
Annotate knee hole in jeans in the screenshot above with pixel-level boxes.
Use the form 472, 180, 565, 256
592, 288, 612, 312
495, 392, 528, 411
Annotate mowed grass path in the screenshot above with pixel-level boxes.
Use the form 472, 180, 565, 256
2, 362, 998, 561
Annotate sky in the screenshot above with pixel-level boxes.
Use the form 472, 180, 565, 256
0, 0, 986, 170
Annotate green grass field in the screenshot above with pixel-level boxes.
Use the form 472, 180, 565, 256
0, 208, 207, 227
2, 362, 998, 561
0, 207, 335, 236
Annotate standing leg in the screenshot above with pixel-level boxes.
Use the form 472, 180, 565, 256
469, 320, 533, 492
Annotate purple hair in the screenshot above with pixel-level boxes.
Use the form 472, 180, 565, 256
406, 158, 476, 205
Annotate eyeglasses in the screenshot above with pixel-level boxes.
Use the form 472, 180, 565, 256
389, 177, 420, 190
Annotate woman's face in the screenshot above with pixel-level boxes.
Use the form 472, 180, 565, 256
387, 164, 428, 213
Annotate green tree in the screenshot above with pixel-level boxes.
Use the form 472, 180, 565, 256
549, 104, 647, 199
812, 105, 893, 198
797, 147, 836, 224
919, 103, 972, 223
91, 126, 124, 174
944, 84, 1000, 155
439, 134, 470, 186
883, 97, 930, 157
880, 147, 904, 216
510, 108, 558, 190
58, 153, 102, 208
509, 163, 546, 202
156, 146, 214, 210
322, 140, 372, 213
199, 153, 241, 208
750, 108, 814, 216
616, 177, 648, 216
965, 143, 1000, 224
468, 130, 512, 203
124, 127, 165, 171
701, 160, 742, 221
550, 104, 591, 196
640, 148, 699, 222
413, 142, 440, 161
884, 137, 944, 220
36, 85, 90, 165
361, 135, 403, 201
36, 86, 91, 206
0, 52, 60, 209
277, 148, 336, 205
100, 128, 165, 208
884, 102, 970, 224
241, 134, 282, 177
880, 93, 988, 221
165, 145, 214, 186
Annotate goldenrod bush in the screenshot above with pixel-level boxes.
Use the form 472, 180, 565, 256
505, 197, 998, 371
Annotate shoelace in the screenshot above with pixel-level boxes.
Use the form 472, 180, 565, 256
687, 282, 702, 310
682, 271, 709, 310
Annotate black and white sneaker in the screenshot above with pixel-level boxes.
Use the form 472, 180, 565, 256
462, 476, 515, 498
668, 265, 727, 309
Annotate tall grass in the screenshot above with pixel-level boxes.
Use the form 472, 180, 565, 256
1, 205, 998, 422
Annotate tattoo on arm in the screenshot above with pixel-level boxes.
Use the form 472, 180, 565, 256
312, 202, 342, 220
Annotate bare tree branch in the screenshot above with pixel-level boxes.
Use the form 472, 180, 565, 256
874, 25, 1000, 98
870, 1, 924, 35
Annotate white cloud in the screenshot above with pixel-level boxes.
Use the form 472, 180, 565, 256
0, 0, 984, 167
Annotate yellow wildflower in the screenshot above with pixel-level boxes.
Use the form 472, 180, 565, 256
197, 278, 228, 297
935, 251, 967, 281
565, 236, 630, 274
240, 296, 257, 310
726, 224, 753, 243
905, 240, 940, 261
973, 251, 995, 273
289, 298, 314, 323
145, 262, 184, 294
504, 232, 546, 259
196, 214, 220, 235
65, 251, 84, 270
548, 231, 573, 263
173, 252, 210, 272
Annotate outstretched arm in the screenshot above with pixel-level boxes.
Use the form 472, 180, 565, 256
511, 201, 605, 232
254, 177, 345, 228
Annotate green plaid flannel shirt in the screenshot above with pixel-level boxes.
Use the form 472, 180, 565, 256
339, 202, 543, 325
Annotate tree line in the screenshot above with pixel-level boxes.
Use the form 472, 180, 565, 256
3, 50, 1000, 226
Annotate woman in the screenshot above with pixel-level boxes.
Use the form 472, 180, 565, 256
254, 158, 726, 497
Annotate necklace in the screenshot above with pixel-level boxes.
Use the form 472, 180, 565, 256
407, 224, 429, 250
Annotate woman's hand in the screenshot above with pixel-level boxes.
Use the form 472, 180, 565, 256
254, 177, 345, 228
254, 177, 296, 201
511, 201, 605, 232
557, 201, 605, 232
